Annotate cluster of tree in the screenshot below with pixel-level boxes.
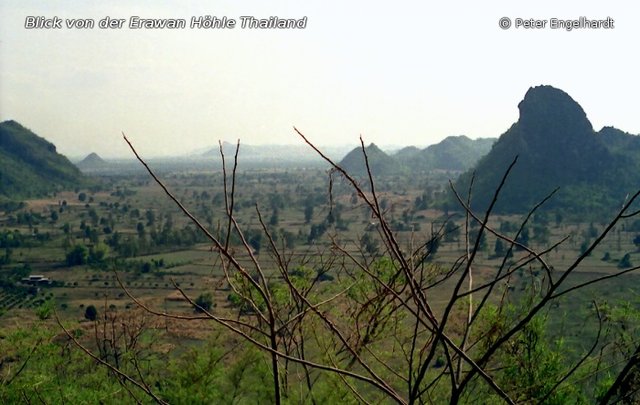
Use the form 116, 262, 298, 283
103, 224, 206, 258
113, 257, 166, 274
0, 229, 27, 248
0, 200, 25, 213
65, 243, 110, 267
0, 230, 50, 263
11, 211, 44, 227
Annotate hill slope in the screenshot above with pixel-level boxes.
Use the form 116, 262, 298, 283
455, 85, 640, 215
339, 143, 403, 176
413, 136, 495, 171
0, 120, 86, 199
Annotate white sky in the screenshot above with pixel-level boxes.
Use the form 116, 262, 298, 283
1, 0, 639, 158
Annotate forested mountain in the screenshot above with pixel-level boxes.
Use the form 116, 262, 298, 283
455, 85, 640, 215
339, 136, 496, 175
0, 120, 86, 199
413, 135, 495, 171
599, 126, 640, 165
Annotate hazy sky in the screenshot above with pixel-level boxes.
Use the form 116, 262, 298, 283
1, 1, 639, 158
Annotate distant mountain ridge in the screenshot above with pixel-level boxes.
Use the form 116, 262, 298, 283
455, 85, 640, 214
412, 136, 496, 171
199, 142, 354, 163
339, 136, 496, 175
0, 120, 86, 199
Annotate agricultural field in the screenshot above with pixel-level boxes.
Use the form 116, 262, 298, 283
2, 164, 639, 318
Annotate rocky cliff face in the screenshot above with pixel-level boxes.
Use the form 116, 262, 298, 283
455, 86, 640, 214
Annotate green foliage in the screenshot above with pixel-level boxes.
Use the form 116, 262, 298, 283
497, 316, 581, 403
0, 199, 25, 212
35, 299, 54, 320
65, 244, 88, 266
472, 305, 587, 403
269, 208, 279, 227
141, 261, 151, 273
84, 304, 97, 321
532, 223, 550, 244
304, 203, 314, 223
160, 338, 274, 404
580, 241, 590, 255
618, 253, 633, 268
443, 220, 460, 242
286, 265, 314, 290
516, 226, 529, 249
227, 290, 264, 315
1, 322, 288, 404
136, 221, 145, 237
494, 238, 505, 257
88, 242, 109, 264
248, 231, 262, 254
145, 209, 155, 226
360, 232, 379, 255
469, 227, 488, 251
0, 323, 136, 403
195, 292, 214, 312
308, 222, 328, 243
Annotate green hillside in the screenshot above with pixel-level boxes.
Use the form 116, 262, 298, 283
0, 120, 86, 199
